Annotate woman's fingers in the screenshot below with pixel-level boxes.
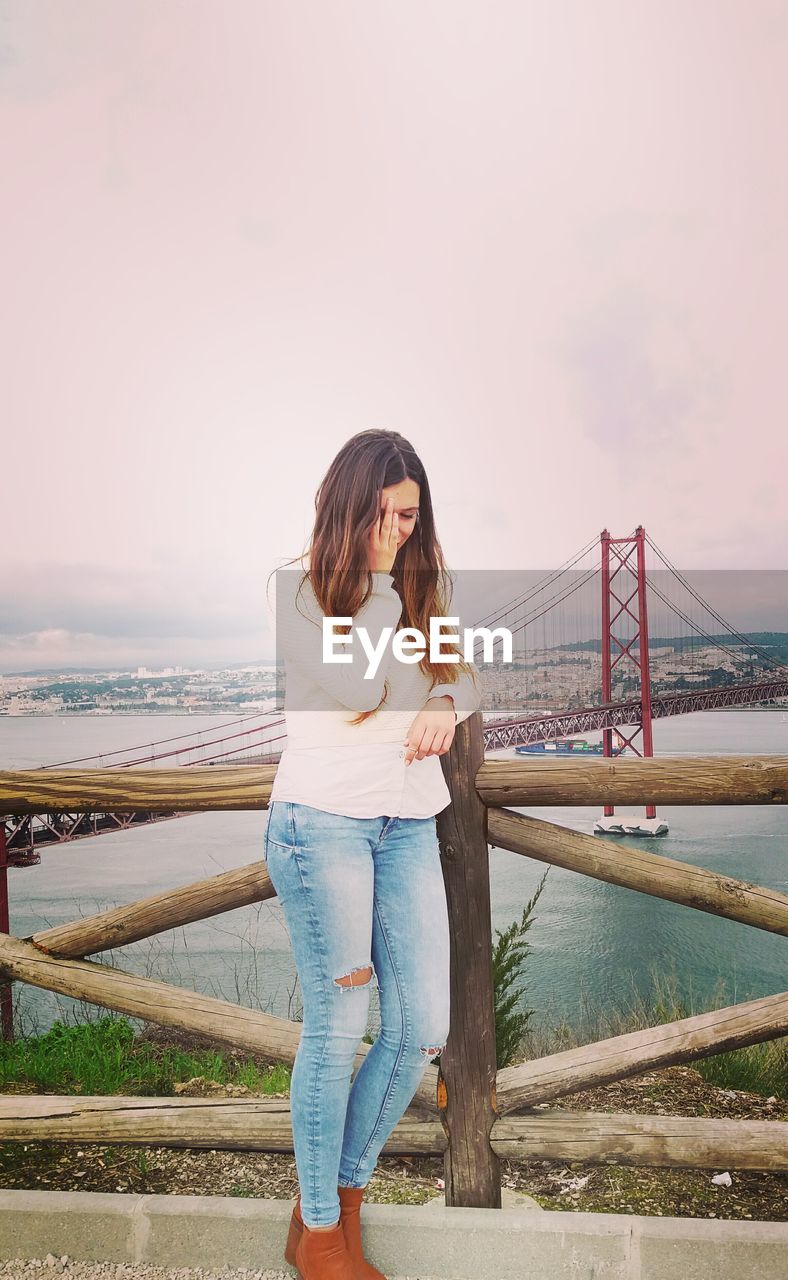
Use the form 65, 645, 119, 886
404, 722, 428, 764
380, 496, 399, 551
380, 493, 393, 541
403, 703, 456, 764
414, 727, 443, 761
405, 730, 454, 764
371, 497, 388, 544
370, 496, 387, 548
405, 722, 426, 762
423, 728, 454, 758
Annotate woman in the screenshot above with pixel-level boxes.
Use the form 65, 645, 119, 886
264, 429, 482, 1280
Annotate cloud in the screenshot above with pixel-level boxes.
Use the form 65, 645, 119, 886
0, 560, 265, 636
0, 558, 273, 672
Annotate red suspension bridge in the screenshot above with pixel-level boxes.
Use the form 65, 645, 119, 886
3, 525, 787, 865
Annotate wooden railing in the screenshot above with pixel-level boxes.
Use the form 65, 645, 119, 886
0, 712, 786, 1210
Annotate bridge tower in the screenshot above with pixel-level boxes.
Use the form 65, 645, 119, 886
594, 525, 669, 837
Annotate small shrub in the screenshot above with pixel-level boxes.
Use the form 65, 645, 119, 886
492, 868, 550, 1068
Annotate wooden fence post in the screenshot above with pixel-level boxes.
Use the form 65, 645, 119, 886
435, 710, 501, 1208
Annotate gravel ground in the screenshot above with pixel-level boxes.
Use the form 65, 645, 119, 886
0, 1261, 436, 1280
0, 1262, 297, 1279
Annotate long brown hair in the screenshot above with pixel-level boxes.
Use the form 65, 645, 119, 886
268, 429, 479, 724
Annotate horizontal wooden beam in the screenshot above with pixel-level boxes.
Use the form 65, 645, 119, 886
476, 754, 788, 806
489, 1111, 788, 1171
0, 1093, 445, 1154
494, 990, 788, 1114
0, 1093, 783, 1172
0, 934, 439, 1110
0, 766, 277, 815
0, 932, 297, 1056
30, 861, 275, 958
486, 808, 788, 935
2, 755, 788, 816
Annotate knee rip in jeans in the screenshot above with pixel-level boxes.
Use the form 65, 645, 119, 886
334, 963, 375, 990
332, 967, 444, 1057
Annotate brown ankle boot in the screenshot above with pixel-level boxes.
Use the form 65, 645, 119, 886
337, 1184, 387, 1280
293, 1215, 355, 1279
284, 1195, 304, 1267
285, 1189, 387, 1280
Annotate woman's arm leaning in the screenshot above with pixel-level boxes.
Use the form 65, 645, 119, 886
427, 661, 483, 725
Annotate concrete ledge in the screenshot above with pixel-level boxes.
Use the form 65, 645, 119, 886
0, 1189, 786, 1279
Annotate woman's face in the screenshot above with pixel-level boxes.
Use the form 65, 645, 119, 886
380, 478, 420, 551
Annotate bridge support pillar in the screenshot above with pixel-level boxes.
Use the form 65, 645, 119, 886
597, 526, 667, 838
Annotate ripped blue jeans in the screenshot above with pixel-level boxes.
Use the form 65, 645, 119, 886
264, 800, 451, 1228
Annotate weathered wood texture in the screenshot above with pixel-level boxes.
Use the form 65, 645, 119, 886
0, 1093, 783, 1171
489, 1111, 788, 1171
0, 1094, 445, 1154
3, 754, 787, 816
0, 934, 438, 1110
486, 807, 788, 935
30, 861, 276, 957
476, 754, 788, 806
0, 766, 277, 814
495, 991, 788, 1114
436, 710, 501, 1209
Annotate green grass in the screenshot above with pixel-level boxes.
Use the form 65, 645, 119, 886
0, 971, 784, 1104
0, 1015, 291, 1098
1, 926, 784, 1104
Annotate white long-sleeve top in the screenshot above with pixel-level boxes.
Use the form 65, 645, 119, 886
268, 569, 483, 818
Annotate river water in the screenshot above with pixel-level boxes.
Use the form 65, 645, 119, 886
1, 710, 785, 1040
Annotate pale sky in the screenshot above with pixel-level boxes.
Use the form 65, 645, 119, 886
2, 1, 787, 672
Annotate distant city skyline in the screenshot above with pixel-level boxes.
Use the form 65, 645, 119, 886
3, 630, 783, 720
3, 2, 787, 673
2, 564, 787, 675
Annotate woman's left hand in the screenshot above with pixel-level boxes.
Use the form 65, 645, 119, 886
403, 695, 456, 765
